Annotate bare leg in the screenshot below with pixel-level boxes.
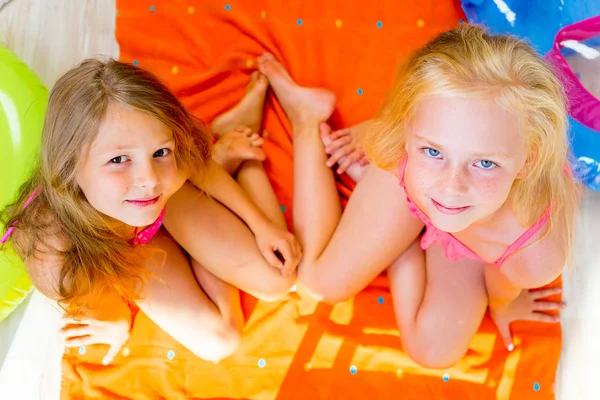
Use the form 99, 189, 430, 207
136, 230, 242, 362
211, 72, 286, 229
210, 71, 268, 136
388, 241, 488, 368
164, 182, 295, 302
258, 52, 423, 303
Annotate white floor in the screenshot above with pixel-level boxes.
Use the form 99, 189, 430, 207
0, 1, 599, 399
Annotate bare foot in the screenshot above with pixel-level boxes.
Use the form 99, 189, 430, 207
211, 71, 269, 136
257, 52, 335, 127
212, 128, 266, 175
320, 122, 369, 182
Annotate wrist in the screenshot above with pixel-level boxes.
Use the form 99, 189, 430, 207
247, 213, 272, 234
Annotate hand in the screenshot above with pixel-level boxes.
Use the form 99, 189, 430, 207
61, 297, 133, 365
489, 287, 564, 351
254, 223, 302, 276
324, 127, 369, 175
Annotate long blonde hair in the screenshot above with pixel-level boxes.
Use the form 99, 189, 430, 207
366, 25, 581, 261
1, 59, 212, 313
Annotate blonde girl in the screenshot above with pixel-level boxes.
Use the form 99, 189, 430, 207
1, 59, 300, 364
255, 24, 580, 368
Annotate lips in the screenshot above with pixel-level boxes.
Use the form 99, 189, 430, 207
431, 199, 471, 215
126, 195, 160, 208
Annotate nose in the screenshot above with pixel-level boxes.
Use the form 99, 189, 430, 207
440, 165, 468, 196
133, 159, 160, 188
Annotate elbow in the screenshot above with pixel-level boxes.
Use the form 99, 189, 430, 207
297, 264, 349, 305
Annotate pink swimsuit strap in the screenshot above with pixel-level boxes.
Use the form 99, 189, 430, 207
398, 158, 551, 266
0, 188, 40, 244
131, 208, 165, 246
1, 188, 164, 247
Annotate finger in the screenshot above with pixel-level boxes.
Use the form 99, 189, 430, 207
102, 343, 124, 366
329, 128, 352, 140
496, 322, 514, 351
276, 240, 296, 276
62, 316, 92, 326
337, 153, 360, 175
326, 144, 355, 167
531, 312, 561, 323
61, 325, 94, 339
294, 240, 303, 263
534, 301, 566, 311
359, 155, 370, 166
261, 246, 283, 269
249, 133, 260, 141
250, 137, 265, 147
325, 135, 351, 153
530, 287, 562, 299
64, 335, 96, 348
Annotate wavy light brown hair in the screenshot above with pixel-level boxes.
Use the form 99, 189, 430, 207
1, 59, 212, 313
366, 25, 581, 262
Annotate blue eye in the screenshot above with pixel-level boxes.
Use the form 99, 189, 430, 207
425, 148, 441, 158
476, 160, 496, 169
109, 156, 128, 164
154, 148, 171, 158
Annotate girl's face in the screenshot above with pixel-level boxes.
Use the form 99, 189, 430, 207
77, 103, 183, 228
404, 95, 528, 233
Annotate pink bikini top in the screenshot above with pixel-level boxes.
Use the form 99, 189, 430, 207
398, 158, 551, 266
1, 189, 165, 246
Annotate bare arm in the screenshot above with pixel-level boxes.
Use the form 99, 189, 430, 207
485, 225, 565, 349
485, 224, 566, 307
189, 159, 271, 233
188, 159, 301, 272
297, 165, 424, 304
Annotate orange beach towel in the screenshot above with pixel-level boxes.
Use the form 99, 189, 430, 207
61, 1, 561, 398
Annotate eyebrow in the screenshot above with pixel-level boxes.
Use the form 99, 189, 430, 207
97, 140, 175, 156
414, 135, 512, 159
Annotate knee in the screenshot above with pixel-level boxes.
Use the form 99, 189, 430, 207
253, 270, 297, 303
192, 325, 241, 363
402, 336, 466, 370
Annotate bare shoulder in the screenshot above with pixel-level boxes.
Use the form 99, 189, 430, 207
14, 220, 69, 301
499, 222, 565, 289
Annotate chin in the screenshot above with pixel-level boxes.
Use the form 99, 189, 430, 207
118, 209, 162, 228
428, 214, 472, 234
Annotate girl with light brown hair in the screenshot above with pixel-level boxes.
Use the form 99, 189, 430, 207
1, 59, 300, 364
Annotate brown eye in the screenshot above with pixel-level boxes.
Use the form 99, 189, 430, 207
109, 156, 128, 164
153, 148, 171, 158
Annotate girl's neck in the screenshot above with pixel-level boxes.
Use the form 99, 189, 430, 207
466, 202, 513, 233
106, 217, 146, 241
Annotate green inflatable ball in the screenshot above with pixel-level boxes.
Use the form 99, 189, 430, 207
0, 46, 48, 321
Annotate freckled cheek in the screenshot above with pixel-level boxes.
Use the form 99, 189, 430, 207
409, 164, 441, 192
473, 176, 512, 206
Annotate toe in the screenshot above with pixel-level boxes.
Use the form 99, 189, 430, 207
257, 72, 269, 86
